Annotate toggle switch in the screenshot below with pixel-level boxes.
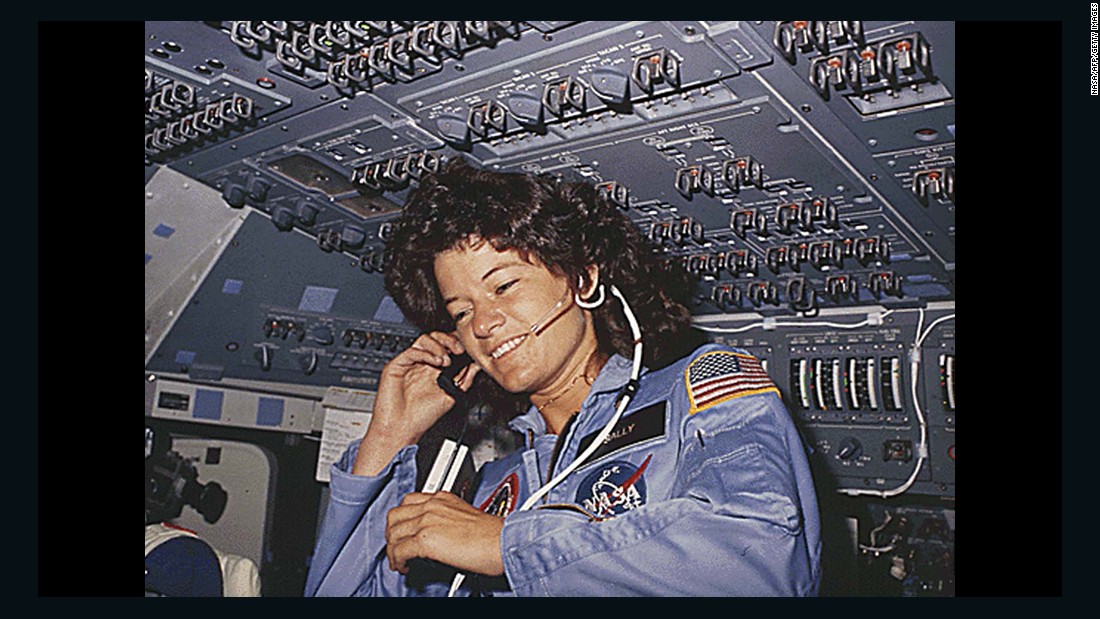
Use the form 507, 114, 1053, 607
466, 99, 508, 137
788, 243, 807, 272
432, 21, 461, 51
912, 167, 955, 206
786, 276, 815, 311
275, 39, 303, 71
712, 284, 742, 310
747, 281, 779, 306
675, 165, 713, 198
631, 48, 681, 94
409, 22, 438, 57
825, 274, 858, 301
775, 203, 799, 234
597, 181, 630, 208
299, 351, 319, 376
766, 246, 788, 273
542, 76, 586, 116
868, 271, 903, 298
730, 209, 754, 238
366, 40, 392, 75
722, 156, 764, 192
317, 228, 342, 253
256, 345, 273, 371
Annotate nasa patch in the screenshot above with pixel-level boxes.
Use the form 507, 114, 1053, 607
575, 455, 652, 518
478, 472, 518, 518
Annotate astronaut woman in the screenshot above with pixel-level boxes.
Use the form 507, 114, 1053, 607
305, 157, 821, 596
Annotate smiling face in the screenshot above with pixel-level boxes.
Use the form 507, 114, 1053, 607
434, 238, 599, 398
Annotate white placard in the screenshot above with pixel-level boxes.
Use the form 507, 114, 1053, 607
316, 402, 375, 483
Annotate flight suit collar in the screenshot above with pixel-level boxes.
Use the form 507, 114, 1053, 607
508, 353, 644, 440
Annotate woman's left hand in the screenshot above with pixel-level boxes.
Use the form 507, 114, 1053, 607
385, 491, 505, 577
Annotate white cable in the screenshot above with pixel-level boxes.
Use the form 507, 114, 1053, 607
693, 310, 895, 334
840, 309, 954, 498
447, 572, 464, 597
449, 284, 644, 597
868, 511, 891, 546
917, 314, 955, 347
693, 305, 955, 499
518, 284, 643, 511
914, 307, 926, 347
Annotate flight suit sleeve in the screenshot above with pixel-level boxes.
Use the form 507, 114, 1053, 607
499, 376, 820, 596
304, 441, 421, 597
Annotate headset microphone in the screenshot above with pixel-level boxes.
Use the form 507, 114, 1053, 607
527, 287, 573, 335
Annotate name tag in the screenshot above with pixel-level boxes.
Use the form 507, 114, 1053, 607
576, 400, 666, 463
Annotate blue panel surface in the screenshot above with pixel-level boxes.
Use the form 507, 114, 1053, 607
193, 389, 224, 420
299, 286, 339, 313
373, 296, 407, 325
256, 397, 285, 427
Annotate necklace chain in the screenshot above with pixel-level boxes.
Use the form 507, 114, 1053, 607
536, 371, 594, 414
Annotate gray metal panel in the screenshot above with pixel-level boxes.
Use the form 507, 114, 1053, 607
146, 210, 417, 390
145, 166, 246, 364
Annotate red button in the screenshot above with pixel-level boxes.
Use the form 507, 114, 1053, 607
948, 445, 955, 460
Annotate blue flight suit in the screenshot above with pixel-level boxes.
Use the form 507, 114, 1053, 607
305, 343, 821, 596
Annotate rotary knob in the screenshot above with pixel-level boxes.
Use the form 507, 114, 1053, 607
837, 437, 863, 461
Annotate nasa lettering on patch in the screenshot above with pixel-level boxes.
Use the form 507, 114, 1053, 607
576, 454, 652, 518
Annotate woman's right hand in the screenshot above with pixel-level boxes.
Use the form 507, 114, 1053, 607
351, 332, 480, 476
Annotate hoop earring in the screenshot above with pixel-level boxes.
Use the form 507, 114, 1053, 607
575, 278, 606, 309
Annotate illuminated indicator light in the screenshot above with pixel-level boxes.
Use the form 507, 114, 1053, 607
895, 40, 912, 52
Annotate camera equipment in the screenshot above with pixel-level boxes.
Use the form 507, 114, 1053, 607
146, 425, 228, 525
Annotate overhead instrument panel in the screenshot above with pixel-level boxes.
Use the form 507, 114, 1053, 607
145, 21, 955, 596
145, 21, 953, 322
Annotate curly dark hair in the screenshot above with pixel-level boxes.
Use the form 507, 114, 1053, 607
384, 156, 700, 371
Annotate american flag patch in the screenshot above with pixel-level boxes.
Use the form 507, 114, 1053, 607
685, 351, 778, 414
